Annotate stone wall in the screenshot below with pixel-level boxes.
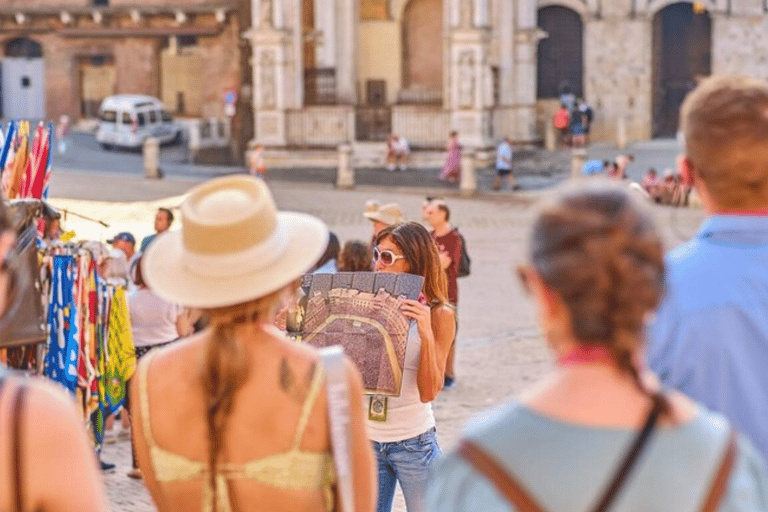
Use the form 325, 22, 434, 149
584, 18, 652, 143
712, 14, 768, 80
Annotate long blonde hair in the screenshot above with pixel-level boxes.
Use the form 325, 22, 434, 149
200, 287, 287, 510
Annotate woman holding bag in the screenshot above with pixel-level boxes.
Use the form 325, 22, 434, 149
132, 176, 375, 512
371, 222, 456, 512
428, 187, 768, 511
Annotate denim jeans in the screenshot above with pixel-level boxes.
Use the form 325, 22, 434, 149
373, 427, 441, 512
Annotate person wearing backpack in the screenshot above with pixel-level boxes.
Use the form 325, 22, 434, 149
428, 187, 768, 512
423, 199, 463, 388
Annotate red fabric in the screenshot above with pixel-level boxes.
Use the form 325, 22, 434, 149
558, 345, 614, 366
554, 109, 569, 129
432, 229, 462, 304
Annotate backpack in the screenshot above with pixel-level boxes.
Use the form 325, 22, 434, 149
456, 230, 471, 278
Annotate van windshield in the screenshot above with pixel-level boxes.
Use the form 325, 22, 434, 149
101, 110, 117, 123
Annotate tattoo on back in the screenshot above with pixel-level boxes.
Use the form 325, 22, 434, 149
279, 358, 317, 405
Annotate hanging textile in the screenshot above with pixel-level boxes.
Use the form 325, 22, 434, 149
6, 121, 29, 199
43, 255, 80, 393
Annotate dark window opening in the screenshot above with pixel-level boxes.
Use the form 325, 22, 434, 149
93, 0, 109, 6
5, 38, 43, 59
122, 113, 131, 124
536, 6, 584, 100
149, 111, 158, 123
20, 77, 30, 88
137, 113, 146, 127
101, 110, 117, 123
162, 111, 173, 123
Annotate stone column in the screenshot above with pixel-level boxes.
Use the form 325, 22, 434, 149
314, 0, 336, 69
512, 0, 543, 142
246, 0, 297, 146
448, 0, 493, 148
335, 0, 358, 104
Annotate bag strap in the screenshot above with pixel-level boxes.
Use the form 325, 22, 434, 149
700, 431, 738, 512
12, 383, 28, 512
591, 396, 663, 512
320, 346, 355, 512
457, 441, 546, 512
457, 398, 663, 512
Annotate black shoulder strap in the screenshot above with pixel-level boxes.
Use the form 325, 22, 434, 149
591, 397, 663, 512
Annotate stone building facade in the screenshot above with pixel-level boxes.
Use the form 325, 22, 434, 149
0, 0, 248, 125
246, 0, 768, 149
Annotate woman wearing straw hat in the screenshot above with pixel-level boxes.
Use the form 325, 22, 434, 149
131, 176, 376, 512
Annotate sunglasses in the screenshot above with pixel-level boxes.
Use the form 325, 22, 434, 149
373, 247, 406, 266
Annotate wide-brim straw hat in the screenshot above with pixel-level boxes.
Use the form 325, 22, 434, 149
142, 175, 328, 309
363, 202, 403, 226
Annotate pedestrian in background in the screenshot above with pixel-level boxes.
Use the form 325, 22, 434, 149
364, 201, 404, 243
140, 207, 174, 253
429, 187, 768, 511
493, 137, 519, 191
648, 74, 768, 465
338, 240, 372, 272
372, 221, 456, 512
132, 176, 375, 511
441, 131, 462, 183
423, 200, 462, 388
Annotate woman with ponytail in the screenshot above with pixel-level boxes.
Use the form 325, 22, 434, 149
428, 186, 768, 511
131, 176, 375, 512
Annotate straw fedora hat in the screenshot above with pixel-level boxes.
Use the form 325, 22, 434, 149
142, 176, 328, 309
363, 202, 403, 226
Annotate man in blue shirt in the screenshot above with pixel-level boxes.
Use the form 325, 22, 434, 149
648, 75, 768, 465
140, 207, 174, 253
493, 137, 519, 191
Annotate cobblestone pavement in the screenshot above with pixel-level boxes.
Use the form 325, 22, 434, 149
49, 171, 704, 512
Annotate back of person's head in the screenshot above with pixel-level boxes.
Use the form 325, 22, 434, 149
529, 187, 664, 390
375, 222, 448, 305
315, 232, 340, 270
434, 201, 450, 222
681, 74, 768, 210
648, 168, 657, 176
338, 240, 372, 272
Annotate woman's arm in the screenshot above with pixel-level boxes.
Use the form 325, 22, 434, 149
402, 301, 455, 402
343, 359, 377, 512
24, 381, 108, 512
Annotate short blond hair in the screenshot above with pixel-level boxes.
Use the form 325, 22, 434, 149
681, 74, 768, 209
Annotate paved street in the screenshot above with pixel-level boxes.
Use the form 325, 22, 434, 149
46, 168, 705, 512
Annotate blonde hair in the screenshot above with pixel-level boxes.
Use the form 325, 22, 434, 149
200, 286, 290, 510
681, 74, 768, 209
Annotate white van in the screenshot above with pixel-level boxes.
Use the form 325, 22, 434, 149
96, 95, 181, 149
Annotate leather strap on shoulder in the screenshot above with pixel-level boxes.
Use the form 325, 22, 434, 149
457, 440, 547, 512
700, 431, 738, 512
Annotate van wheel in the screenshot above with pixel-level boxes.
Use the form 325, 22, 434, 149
100, 143, 112, 150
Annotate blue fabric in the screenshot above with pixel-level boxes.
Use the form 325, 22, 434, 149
374, 427, 441, 512
428, 403, 768, 512
582, 159, 604, 175
140, 234, 156, 253
648, 215, 768, 466
44, 255, 79, 393
496, 143, 513, 170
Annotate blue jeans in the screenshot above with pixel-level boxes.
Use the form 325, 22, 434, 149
373, 428, 441, 512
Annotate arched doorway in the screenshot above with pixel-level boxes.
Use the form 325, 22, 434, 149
402, 0, 443, 103
652, 2, 711, 138
2, 38, 45, 120
536, 6, 583, 100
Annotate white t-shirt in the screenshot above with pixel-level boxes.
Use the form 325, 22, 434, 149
496, 142, 513, 170
128, 288, 181, 347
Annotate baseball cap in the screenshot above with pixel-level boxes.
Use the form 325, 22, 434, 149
108, 232, 136, 245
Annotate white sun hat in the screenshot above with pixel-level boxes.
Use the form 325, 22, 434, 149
141, 175, 329, 309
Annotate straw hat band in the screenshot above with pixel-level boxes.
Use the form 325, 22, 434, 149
181, 224, 287, 278
181, 209, 277, 255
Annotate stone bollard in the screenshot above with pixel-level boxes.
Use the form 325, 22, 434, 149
143, 137, 160, 179
571, 148, 587, 179
336, 144, 354, 189
617, 115, 628, 150
460, 149, 477, 196
545, 118, 557, 151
